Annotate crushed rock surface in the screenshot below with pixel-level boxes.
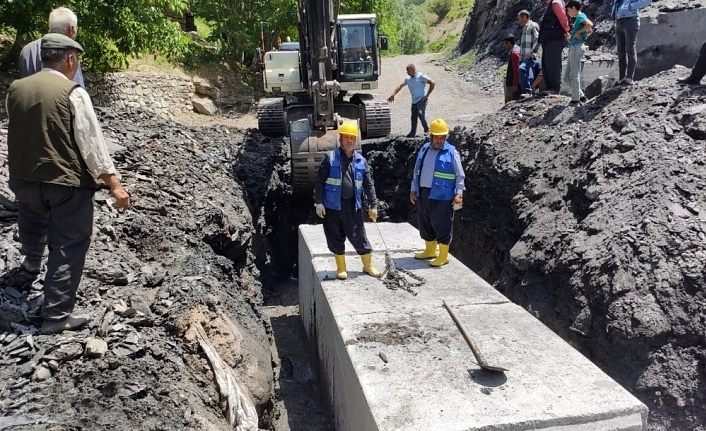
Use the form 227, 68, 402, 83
0, 109, 289, 430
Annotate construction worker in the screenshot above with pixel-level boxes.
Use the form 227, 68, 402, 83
314, 121, 381, 280
410, 119, 465, 267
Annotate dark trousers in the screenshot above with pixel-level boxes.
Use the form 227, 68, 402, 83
410, 99, 429, 135
9, 180, 94, 321
416, 188, 454, 245
323, 198, 372, 255
689, 40, 706, 81
542, 40, 564, 93
616, 17, 639, 81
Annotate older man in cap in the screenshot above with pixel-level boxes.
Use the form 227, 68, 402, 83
19, 7, 85, 87
5, 33, 129, 334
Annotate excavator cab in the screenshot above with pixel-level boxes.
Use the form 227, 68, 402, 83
256, 2, 391, 195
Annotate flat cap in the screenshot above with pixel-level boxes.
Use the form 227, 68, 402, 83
41, 33, 84, 52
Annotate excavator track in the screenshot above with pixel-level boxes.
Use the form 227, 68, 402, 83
361, 98, 391, 139
257, 98, 287, 137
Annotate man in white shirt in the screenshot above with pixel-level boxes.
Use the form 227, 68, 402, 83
5, 33, 129, 334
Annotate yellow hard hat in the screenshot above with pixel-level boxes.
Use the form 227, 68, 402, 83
429, 118, 449, 136
339, 121, 359, 137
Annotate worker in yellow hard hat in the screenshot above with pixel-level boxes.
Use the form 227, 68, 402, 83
314, 121, 381, 280
409, 118, 465, 267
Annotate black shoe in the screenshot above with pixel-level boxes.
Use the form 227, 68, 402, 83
40, 315, 91, 334
580, 96, 588, 103
568, 100, 582, 107
677, 76, 701, 85
405, 133, 416, 138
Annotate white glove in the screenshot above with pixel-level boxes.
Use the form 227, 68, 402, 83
315, 203, 326, 219
368, 208, 378, 222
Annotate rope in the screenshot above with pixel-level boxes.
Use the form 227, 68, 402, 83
373, 223, 425, 296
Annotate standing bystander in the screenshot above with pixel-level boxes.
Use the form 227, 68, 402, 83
5, 34, 129, 334
564, 0, 593, 105
502, 35, 522, 103
677, 40, 706, 85
517, 10, 541, 94
538, 0, 570, 94
611, 0, 651, 86
19, 7, 85, 88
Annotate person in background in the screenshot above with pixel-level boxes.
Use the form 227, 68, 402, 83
611, 0, 651, 86
538, 0, 570, 94
502, 34, 522, 103
517, 10, 541, 94
388, 64, 436, 138
314, 121, 381, 280
564, 0, 593, 105
677, 40, 706, 85
19, 7, 85, 88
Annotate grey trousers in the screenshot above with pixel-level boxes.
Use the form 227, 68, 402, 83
9, 180, 95, 320
564, 45, 585, 101
616, 17, 639, 81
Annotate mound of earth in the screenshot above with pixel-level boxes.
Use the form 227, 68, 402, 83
365, 67, 706, 430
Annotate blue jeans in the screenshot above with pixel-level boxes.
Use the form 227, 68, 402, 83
410, 98, 428, 135
519, 58, 541, 92
564, 45, 585, 101
616, 17, 639, 81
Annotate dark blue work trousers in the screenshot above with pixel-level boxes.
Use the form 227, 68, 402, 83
410, 98, 429, 136
323, 198, 372, 255
416, 187, 454, 245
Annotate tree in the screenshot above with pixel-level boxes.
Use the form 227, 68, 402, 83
0, 0, 188, 72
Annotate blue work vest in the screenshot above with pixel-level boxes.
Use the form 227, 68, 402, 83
323, 148, 366, 210
416, 141, 457, 201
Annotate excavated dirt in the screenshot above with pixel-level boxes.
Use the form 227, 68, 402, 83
365, 68, 706, 431
0, 108, 319, 430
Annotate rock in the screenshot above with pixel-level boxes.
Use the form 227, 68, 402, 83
85, 338, 109, 358
584, 75, 610, 100
53, 342, 84, 362
32, 366, 51, 382
193, 77, 217, 98
192, 97, 218, 116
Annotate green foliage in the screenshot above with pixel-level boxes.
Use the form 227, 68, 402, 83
0, 0, 189, 72
450, 51, 476, 69
427, 33, 457, 53
397, 2, 425, 54
428, 0, 452, 21
445, 0, 475, 21
190, 0, 298, 63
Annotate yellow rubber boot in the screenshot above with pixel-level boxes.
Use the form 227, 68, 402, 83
430, 243, 449, 267
335, 254, 348, 280
414, 241, 437, 260
361, 253, 381, 278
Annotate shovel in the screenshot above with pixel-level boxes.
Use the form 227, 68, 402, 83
443, 300, 508, 373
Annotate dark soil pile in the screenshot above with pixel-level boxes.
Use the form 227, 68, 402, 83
366, 68, 706, 431
0, 109, 291, 430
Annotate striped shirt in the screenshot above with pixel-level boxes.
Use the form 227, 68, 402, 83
520, 21, 540, 58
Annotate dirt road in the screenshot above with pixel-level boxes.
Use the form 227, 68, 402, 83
199, 53, 503, 135
377, 54, 503, 136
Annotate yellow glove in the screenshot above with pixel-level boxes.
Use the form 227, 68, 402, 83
315, 203, 326, 219
368, 208, 378, 222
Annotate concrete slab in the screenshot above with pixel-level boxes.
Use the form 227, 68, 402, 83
299, 223, 648, 431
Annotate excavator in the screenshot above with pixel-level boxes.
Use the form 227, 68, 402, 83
257, 0, 391, 193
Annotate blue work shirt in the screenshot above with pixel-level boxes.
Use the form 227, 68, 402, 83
411, 142, 465, 196
405, 73, 429, 104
